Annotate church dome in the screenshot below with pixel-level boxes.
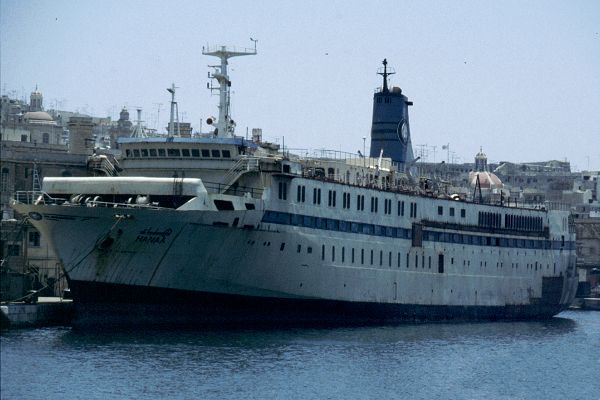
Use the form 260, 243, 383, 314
23, 111, 56, 125
469, 171, 503, 189
23, 111, 53, 121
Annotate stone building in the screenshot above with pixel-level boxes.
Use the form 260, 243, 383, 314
1, 140, 88, 297
68, 116, 96, 155
108, 107, 133, 149
0, 89, 65, 145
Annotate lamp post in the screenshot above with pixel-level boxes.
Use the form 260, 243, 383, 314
362, 137, 366, 168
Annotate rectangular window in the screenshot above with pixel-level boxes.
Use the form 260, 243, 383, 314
342, 192, 351, 209
149, 149, 158, 157
438, 254, 444, 273
370, 197, 378, 213
181, 148, 190, 157
398, 201, 405, 216
133, 149, 140, 157
397, 252, 401, 268
361, 249, 364, 264
370, 250, 374, 265
191, 149, 200, 157
278, 181, 287, 200
342, 247, 345, 263
328, 190, 336, 207
438, 206, 443, 215
461, 209, 466, 218
28, 231, 40, 247
352, 248, 355, 263
211, 149, 221, 158
141, 149, 149, 157
384, 199, 392, 215
357, 195, 365, 211
222, 150, 231, 158
450, 207, 455, 217
201, 149, 210, 157
297, 244, 302, 253
167, 148, 180, 157
322, 244, 325, 260
158, 148, 166, 157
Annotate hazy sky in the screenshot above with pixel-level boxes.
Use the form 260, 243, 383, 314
2, 0, 599, 170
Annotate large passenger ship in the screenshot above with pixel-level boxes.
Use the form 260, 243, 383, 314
12, 45, 578, 326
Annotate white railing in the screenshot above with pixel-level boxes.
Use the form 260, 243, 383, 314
220, 157, 260, 193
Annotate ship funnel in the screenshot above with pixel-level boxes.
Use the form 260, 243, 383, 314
369, 59, 414, 165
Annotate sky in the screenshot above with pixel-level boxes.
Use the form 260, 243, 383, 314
2, 0, 599, 170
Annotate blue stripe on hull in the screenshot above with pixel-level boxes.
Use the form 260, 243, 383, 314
69, 281, 567, 329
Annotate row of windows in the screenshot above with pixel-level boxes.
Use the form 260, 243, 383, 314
125, 148, 231, 159
263, 210, 412, 239
505, 214, 544, 232
318, 245, 445, 272
262, 239, 561, 276
478, 211, 545, 232
478, 211, 502, 229
438, 205, 466, 218
288, 184, 545, 232
286, 183, 421, 217
261, 210, 572, 250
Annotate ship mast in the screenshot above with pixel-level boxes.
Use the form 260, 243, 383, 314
377, 58, 395, 93
167, 83, 180, 137
203, 41, 257, 138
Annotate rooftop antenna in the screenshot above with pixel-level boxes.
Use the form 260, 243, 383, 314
131, 107, 147, 138
153, 102, 163, 131
167, 83, 180, 137
203, 40, 257, 138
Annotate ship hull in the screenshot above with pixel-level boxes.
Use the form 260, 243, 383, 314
13, 199, 577, 328
69, 279, 567, 328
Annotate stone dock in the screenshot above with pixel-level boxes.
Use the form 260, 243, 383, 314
0, 297, 74, 329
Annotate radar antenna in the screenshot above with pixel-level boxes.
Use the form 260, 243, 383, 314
377, 59, 395, 93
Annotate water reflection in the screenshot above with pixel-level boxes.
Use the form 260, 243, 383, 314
1, 311, 596, 400
57, 314, 578, 350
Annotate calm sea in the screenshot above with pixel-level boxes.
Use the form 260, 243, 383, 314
1, 310, 599, 400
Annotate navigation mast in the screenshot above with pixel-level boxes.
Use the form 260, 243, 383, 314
167, 83, 180, 137
203, 41, 257, 138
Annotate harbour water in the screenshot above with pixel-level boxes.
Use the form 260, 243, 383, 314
1, 310, 598, 400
